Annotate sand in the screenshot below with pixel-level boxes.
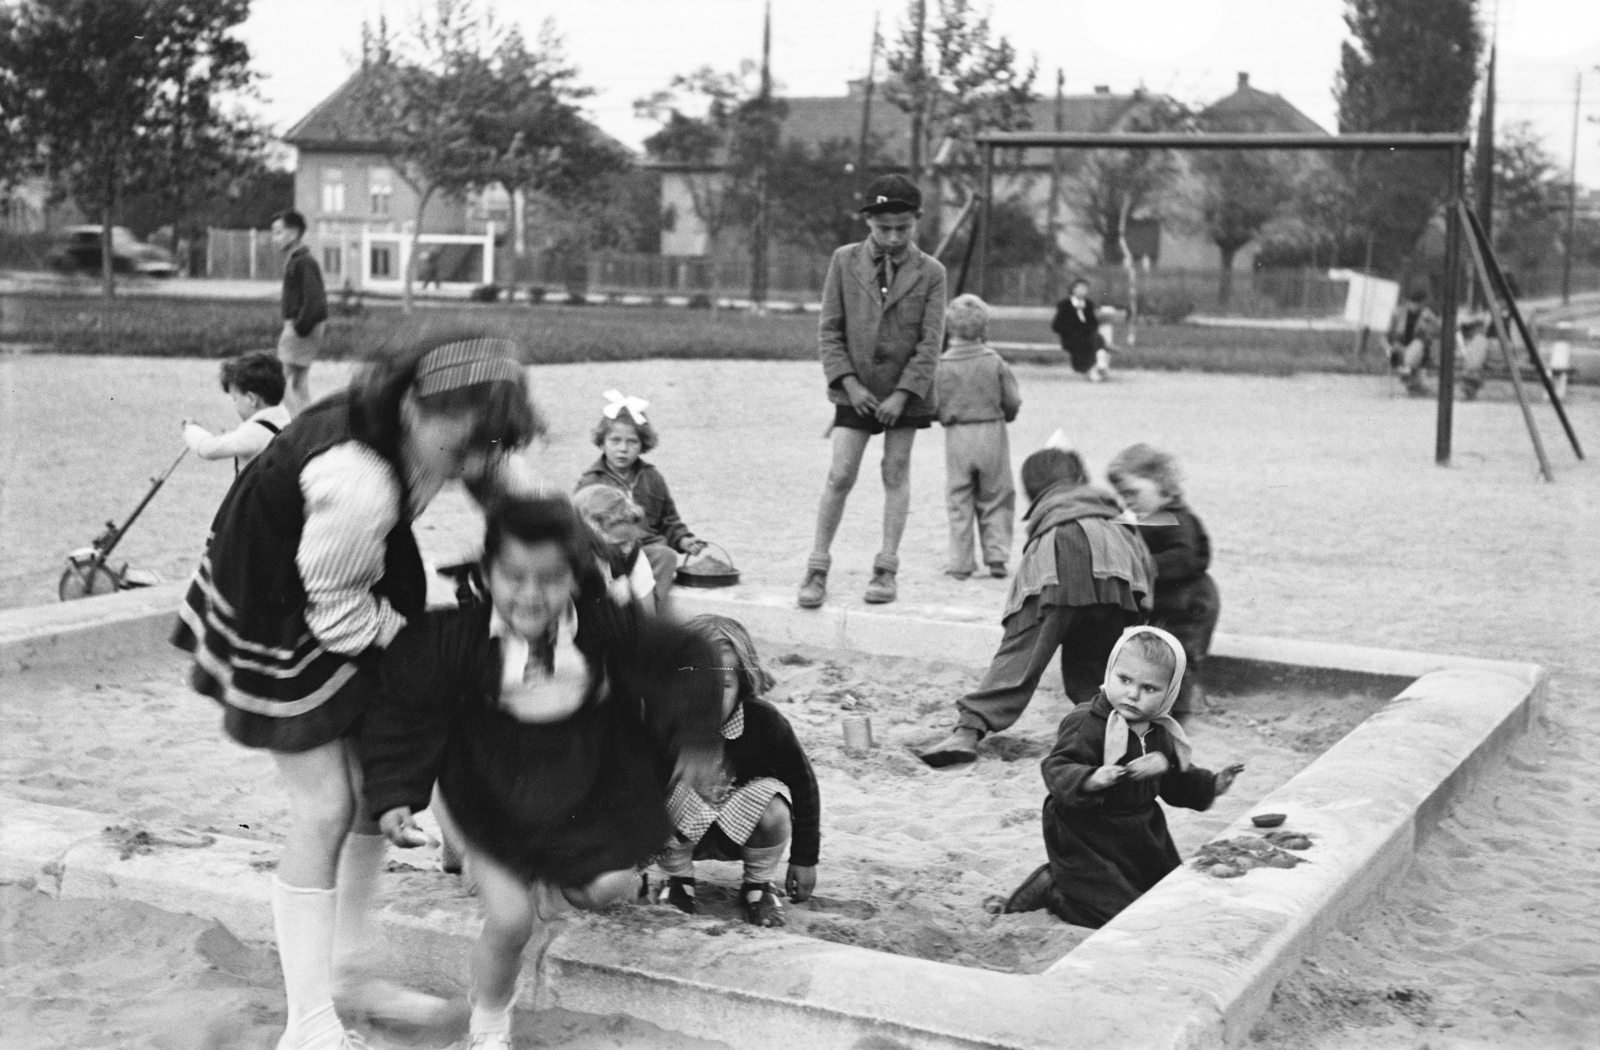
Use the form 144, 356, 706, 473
3, 356, 1600, 1047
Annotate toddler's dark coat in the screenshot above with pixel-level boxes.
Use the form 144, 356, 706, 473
1039, 692, 1218, 928
1139, 501, 1220, 672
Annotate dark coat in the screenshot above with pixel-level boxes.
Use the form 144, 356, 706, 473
577, 457, 696, 553
281, 246, 328, 337
1139, 503, 1220, 660
725, 698, 822, 866
1039, 692, 1218, 928
1050, 297, 1101, 372
818, 240, 947, 414
360, 592, 722, 885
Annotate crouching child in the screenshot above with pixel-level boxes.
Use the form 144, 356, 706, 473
1004, 627, 1243, 928
648, 614, 821, 928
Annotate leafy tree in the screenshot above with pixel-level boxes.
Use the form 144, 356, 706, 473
1193, 111, 1297, 308
1486, 121, 1565, 275
0, 0, 262, 297
766, 136, 896, 257
1063, 95, 1193, 265
882, 0, 1036, 210
1334, 0, 1482, 274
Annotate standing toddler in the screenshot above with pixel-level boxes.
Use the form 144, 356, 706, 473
934, 293, 1020, 579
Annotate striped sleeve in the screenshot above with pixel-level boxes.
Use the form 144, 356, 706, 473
297, 442, 407, 656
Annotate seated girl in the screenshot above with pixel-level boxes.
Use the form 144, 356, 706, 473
921, 440, 1154, 767
181, 350, 291, 471
648, 615, 821, 927
576, 391, 707, 606
360, 495, 723, 1050
1107, 443, 1221, 724
1004, 627, 1243, 928
572, 484, 658, 612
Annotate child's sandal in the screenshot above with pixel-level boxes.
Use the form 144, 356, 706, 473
739, 882, 785, 927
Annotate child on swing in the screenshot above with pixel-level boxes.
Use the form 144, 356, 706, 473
1003, 627, 1243, 928
646, 614, 821, 927
360, 495, 723, 1049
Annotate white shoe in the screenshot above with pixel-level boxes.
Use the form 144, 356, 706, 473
276, 1004, 370, 1050
465, 1033, 514, 1050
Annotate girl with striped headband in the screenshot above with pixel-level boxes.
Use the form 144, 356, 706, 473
171, 330, 541, 1048
1002, 626, 1244, 928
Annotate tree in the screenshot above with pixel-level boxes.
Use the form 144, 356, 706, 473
1335, 0, 1482, 275
882, 0, 1036, 210
0, 0, 262, 297
1063, 95, 1193, 265
1193, 112, 1297, 309
1486, 121, 1565, 275
766, 136, 896, 257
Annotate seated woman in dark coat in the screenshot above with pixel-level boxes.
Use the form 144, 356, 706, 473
1003, 626, 1243, 928
360, 496, 723, 1050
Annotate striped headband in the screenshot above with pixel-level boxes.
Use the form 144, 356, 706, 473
414, 338, 524, 398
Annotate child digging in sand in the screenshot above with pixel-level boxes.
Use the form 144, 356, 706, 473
1107, 444, 1220, 724
647, 614, 821, 927
181, 351, 291, 471
577, 390, 708, 609
921, 441, 1153, 767
1004, 627, 1243, 928
361, 495, 723, 1049
934, 293, 1020, 580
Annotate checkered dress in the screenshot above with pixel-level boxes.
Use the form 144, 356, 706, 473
665, 704, 788, 846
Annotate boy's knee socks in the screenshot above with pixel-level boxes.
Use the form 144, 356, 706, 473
872, 552, 899, 575
741, 841, 786, 885
806, 552, 832, 574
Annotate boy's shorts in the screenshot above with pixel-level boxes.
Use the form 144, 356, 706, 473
833, 404, 934, 435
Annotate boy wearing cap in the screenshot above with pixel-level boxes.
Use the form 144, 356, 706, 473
799, 174, 947, 608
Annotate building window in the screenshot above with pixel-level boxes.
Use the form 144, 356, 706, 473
321, 168, 345, 214
322, 246, 342, 276
369, 167, 392, 216
370, 245, 392, 279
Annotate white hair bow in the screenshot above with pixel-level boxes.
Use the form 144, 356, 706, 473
1046, 428, 1074, 451
602, 389, 649, 424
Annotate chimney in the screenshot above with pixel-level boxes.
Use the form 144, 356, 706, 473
1237, 72, 1250, 90
1093, 85, 1110, 95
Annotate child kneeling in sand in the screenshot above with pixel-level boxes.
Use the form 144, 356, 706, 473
647, 615, 821, 927
1004, 627, 1243, 928
361, 495, 723, 1049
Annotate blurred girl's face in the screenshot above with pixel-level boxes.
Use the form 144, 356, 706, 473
603, 422, 642, 473
715, 642, 741, 721
593, 517, 641, 558
403, 396, 489, 482
1114, 474, 1166, 518
486, 537, 578, 640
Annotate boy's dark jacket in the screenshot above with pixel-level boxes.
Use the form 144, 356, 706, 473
818, 240, 947, 415
281, 246, 328, 337
725, 697, 822, 867
578, 457, 696, 553
1139, 501, 1211, 615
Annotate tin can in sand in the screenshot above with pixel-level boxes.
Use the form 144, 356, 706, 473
842, 714, 873, 753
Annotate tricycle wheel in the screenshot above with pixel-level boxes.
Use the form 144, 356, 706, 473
59, 563, 121, 601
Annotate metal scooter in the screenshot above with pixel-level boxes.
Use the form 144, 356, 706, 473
59, 448, 189, 601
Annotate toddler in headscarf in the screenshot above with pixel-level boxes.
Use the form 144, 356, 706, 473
1003, 626, 1243, 928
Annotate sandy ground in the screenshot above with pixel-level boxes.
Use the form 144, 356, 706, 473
3, 355, 1600, 1047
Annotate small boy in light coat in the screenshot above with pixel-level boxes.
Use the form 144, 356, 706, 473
934, 294, 1020, 579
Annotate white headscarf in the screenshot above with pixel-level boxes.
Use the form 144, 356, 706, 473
1101, 625, 1192, 771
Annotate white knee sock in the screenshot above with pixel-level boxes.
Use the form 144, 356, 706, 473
469, 980, 518, 1036
332, 832, 386, 979
740, 841, 786, 886
271, 877, 342, 1041
655, 834, 695, 878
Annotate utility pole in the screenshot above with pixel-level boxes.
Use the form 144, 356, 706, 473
907, 0, 926, 183
1563, 71, 1581, 305
1046, 67, 1064, 297
854, 12, 880, 205
749, 0, 773, 310
1473, 45, 1496, 247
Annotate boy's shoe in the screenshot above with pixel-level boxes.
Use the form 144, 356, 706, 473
987, 563, 1008, 578
946, 568, 973, 580
863, 569, 897, 604
1003, 863, 1055, 914
662, 876, 697, 914
920, 726, 979, 768
740, 882, 785, 927
797, 569, 827, 608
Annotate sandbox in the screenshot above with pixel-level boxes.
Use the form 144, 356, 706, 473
0, 584, 1542, 1049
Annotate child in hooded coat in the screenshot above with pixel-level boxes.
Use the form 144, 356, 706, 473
1004, 626, 1243, 928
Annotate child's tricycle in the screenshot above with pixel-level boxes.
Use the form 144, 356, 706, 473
58, 448, 188, 601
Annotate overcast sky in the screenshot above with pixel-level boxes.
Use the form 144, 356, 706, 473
238, 0, 1600, 186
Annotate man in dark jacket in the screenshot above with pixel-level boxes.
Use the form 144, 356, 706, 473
272, 210, 329, 416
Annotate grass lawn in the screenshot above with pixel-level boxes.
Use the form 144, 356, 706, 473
2, 354, 1598, 1046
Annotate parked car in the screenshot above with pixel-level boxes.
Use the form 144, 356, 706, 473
48, 225, 178, 278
